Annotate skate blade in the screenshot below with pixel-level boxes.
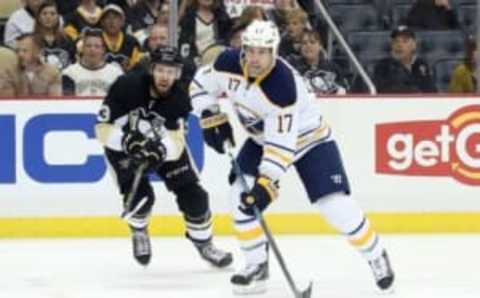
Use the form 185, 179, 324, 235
232, 281, 267, 295
376, 285, 395, 295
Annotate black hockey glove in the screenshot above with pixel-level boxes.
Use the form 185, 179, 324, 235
122, 131, 166, 171
239, 176, 279, 216
200, 109, 235, 154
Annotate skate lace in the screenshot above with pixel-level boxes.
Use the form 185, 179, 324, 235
133, 231, 150, 255
369, 255, 389, 280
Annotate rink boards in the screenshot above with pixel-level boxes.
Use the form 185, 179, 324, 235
0, 96, 479, 237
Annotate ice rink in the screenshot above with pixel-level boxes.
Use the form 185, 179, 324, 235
1, 235, 479, 298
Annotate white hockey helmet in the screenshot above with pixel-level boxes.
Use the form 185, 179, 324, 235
241, 20, 281, 58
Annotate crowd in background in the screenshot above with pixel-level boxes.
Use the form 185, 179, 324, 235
0, 0, 477, 97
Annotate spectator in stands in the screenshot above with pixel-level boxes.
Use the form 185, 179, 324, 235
144, 23, 168, 52
268, 0, 297, 34
289, 29, 348, 95
127, 0, 162, 33
134, 23, 197, 86
0, 46, 20, 96
228, 6, 267, 49
406, 0, 459, 30
34, 1, 76, 70
178, 0, 232, 66
219, 0, 275, 21
64, 0, 103, 42
449, 37, 477, 93
278, 8, 309, 58
106, 0, 134, 11
15, 33, 62, 96
62, 29, 123, 96
238, 5, 268, 24
229, 22, 247, 49
4, 0, 45, 48
135, 23, 169, 68
100, 4, 142, 71
155, 1, 171, 25
373, 26, 436, 94
54, 0, 80, 16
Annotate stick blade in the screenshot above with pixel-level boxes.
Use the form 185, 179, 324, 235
299, 281, 313, 298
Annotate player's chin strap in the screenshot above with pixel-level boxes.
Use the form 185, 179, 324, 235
225, 142, 313, 298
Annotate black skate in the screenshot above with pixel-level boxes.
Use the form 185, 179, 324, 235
231, 261, 269, 295
131, 227, 152, 266
195, 241, 233, 268
368, 250, 395, 292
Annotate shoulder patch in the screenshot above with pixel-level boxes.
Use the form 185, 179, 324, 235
213, 49, 242, 76
260, 60, 297, 108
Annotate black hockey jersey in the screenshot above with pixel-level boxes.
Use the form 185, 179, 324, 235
64, 6, 103, 41
99, 69, 192, 131
103, 32, 142, 71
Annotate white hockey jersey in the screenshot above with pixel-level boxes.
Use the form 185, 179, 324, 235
62, 62, 123, 96
190, 49, 332, 180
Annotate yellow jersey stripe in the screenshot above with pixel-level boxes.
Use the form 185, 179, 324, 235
264, 147, 293, 166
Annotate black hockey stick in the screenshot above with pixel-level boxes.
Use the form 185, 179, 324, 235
121, 162, 149, 220
226, 146, 313, 298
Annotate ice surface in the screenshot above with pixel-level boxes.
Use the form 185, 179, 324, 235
0, 235, 479, 298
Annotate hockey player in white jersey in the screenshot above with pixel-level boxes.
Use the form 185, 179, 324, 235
190, 20, 395, 294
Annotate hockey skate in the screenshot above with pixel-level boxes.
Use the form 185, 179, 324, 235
368, 250, 395, 293
231, 261, 269, 295
194, 241, 233, 268
130, 226, 152, 266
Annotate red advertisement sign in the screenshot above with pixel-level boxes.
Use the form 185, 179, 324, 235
376, 105, 480, 186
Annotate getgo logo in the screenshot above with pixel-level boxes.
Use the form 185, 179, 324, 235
376, 105, 480, 186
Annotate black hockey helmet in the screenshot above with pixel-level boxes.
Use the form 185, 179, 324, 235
150, 45, 183, 68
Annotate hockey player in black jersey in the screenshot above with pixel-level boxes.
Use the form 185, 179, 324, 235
95, 45, 233, 268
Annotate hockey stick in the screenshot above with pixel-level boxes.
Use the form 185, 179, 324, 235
121, 162, 149, 220
226, 146, 313, 298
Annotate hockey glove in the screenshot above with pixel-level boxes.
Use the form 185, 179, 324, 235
239, 176, 279, 216
122, 131, 166, 171
200, 109, 235, 154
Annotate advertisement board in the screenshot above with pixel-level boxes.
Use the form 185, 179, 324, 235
1, 97, 479, 236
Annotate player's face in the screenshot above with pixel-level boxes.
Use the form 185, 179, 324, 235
152, 64, 179, 94
38, 6, 59, 30
244, 46, 274, 77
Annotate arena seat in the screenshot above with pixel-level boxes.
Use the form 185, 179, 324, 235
328, 4, 382, 33
346, 31, 391, 65
415, 31, 466, 66
458, 4, 476, 33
